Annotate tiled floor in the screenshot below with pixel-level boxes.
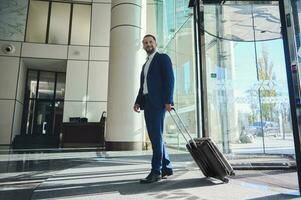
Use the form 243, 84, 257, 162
0, 149, 300, 200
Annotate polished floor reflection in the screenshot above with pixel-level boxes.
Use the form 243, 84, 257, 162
0, 149, 299, 200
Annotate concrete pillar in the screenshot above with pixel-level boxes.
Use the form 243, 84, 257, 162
106, 0, 146, 150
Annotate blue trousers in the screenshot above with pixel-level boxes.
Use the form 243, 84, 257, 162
144, 96, 172, 173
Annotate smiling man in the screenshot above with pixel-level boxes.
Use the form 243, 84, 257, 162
134, 34, 175, 183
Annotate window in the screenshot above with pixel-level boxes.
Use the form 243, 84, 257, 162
155, 0, 197, 150
48, 2, 71, 44
25, 0, 91, 45
71, 4, 91, 45
25, 0, 49, 43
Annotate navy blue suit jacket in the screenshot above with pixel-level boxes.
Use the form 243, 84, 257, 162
135, 52, 175, 110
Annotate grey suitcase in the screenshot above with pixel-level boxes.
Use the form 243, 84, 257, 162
169, 108, 235, 183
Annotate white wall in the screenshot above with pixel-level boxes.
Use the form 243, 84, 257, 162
0, 56, 20, 144
63, 101, 87, 122
87, 61, 108, 122
12, 102, 23, 141
64, 60, 89, 101
12, 60, 27, 140
87, 61, 108, 101
22, 43, 68, 59
63, 60, 88, 122
61, 1, 111, 123
16, 60, 27, 104
90, 3, 111, 46
0, 100, 15, 144
0, 57, 19, 99
87, 1, 111, 122
68, 45, 89, 60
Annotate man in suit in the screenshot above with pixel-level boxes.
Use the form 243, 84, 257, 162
134, 34, 175, 184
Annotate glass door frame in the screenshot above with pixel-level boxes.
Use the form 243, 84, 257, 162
189, 0, 301, 194
21, 69, 66, 136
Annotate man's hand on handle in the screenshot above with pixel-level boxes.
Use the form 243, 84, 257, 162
133, 104, 140, 113
165, 104, 173, 112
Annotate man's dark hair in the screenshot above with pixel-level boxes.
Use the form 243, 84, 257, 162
143, 34, 156, 42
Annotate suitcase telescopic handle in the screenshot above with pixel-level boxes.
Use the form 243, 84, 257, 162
168, 108, 197, 148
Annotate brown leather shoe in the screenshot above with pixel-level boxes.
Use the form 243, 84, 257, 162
140, 172, 161, 184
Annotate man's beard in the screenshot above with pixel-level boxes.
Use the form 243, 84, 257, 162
146, 48, 155, 54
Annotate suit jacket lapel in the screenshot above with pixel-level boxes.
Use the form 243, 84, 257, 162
148, 52, 158, 75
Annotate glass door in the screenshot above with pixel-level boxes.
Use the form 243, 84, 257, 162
279, 0, 301, 193
21, 70, 66, 136
189, 0, 301, 193
198, 0, 295, 155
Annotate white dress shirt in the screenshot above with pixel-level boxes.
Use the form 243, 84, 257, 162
143, 51, 156, 94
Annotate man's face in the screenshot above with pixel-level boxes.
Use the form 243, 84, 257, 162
143, 36, 157, 55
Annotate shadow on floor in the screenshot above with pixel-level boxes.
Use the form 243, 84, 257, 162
0, 188, 34, 200
31, 177, 219, 199
247, 193, 300, 200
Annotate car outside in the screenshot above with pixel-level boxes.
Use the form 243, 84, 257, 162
246, 121, 279, 137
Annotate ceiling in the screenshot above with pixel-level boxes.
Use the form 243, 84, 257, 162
22, 58, 67, 72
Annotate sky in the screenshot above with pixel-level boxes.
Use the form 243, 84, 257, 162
234, 38, 288, 96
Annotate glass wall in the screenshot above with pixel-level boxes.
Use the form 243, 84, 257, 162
202, 1, 294, 155
155, 0, 198, 149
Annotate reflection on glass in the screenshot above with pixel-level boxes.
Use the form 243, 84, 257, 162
164, 0, 175, 42
26, 0, 49, 43
168, 19, 197, 148
26, 70, 38, 99
56, 73, 66, 100
54, 101, 64, 135
23, 69, 66, 136
175, 0, 192, 31
38, 71, 55, 99
202, 2, 294, 155
34, 101, 53, 135
25, 100, 36, 135
48, 2, 71, 44
156, 0, 197, 149
216, 4, 281, 41
70, 4, 91, 45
